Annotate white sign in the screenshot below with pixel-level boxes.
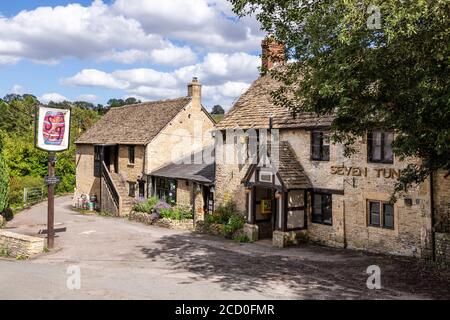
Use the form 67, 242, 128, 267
36, 106, 71, 152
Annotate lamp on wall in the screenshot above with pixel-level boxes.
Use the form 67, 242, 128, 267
245, 188, 251, 194
275, 191, 282, 199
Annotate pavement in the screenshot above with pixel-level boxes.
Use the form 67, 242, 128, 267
0, 196, 449, 300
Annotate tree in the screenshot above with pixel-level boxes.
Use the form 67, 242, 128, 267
107, 97, 141, 109
231, 0, 450, 193
211, 105, 225, 115
0, 131, 9, 213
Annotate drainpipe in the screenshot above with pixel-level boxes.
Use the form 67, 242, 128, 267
430, 172, 436, 262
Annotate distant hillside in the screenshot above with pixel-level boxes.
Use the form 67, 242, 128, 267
211, 114, 224, 123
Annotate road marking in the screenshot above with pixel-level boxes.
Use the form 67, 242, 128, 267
79, 230, 96, 235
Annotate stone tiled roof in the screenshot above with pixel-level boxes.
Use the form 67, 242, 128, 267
243, 141, 312, 190
76, 97, 192, 145
216, 74, 334, 130
277, 141, 311, 189
150, 150, 215, 184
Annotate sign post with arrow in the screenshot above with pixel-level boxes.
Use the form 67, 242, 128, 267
35, 106, 71, 249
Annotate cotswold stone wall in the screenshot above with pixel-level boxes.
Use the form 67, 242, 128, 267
75, 144, 100, 200
101, 178, 119, 216
145, 102, 215, 175
282, 129, 433, 258
435, 233, 450, 266
215, 136, 250, 214
129, 211, 194, 231
434, 171, 450, 233
214, 128, 444, 258
117, 145, 145, 183
0, 231, 45, 257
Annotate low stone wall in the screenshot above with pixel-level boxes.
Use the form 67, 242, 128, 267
195, 221, 224, 236
435, 232, 450, 266
0, 231, 45, 258
129, 211, 194, 231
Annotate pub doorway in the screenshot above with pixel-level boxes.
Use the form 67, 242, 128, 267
254, 187, 277, 239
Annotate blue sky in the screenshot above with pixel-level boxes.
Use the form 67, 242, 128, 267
0, 0, 263, 110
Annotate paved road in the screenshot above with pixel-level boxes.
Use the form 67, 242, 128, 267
0, 196, 449, 300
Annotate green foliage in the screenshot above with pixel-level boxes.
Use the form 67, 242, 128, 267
206, 201, 245, 238
107, 97, 141, 109
0, 246, 11, 258
231, 0, 450, 192
232, 234, 250, 243
222, 213, 246, 237
0, 131, 9, 212
160, 205, 193, 220
133, 197, 160, 213
0, 95, 101, 204
210, 201, 237, 224
211, 105, 225, 115
9, 176, 45, 207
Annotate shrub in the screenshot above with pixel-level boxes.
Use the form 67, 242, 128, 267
0, 131, 8, 212
222, 213, 246, 238
160, 205, 193, 220
232, 234, 250, 243
154, 200, 171, 214
133, 196, 159, 213
213, 201, 237, 224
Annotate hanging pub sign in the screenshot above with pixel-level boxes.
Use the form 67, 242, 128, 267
35, 106, 71, 152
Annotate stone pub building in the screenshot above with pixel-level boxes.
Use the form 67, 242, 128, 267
214, 38, 450, 261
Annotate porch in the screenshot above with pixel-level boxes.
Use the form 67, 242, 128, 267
242, 141, 312, 247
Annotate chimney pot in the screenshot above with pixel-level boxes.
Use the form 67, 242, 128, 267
261, 36, 285, 74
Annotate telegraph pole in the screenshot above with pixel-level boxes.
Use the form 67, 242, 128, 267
47, 152, 56, 249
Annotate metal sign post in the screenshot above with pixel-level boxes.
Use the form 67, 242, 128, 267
47, 152, 56, 249
35, 106, 71, 250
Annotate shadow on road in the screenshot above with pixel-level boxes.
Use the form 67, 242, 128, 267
138, 233, 450, 299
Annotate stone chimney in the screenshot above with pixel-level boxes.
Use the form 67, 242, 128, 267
188, 77, 202, 100
261, 36, 285, 73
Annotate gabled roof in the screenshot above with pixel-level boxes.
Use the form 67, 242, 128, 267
76, 97, 192, 145
277, 141, 312, 189
150, 149, 215, 184
216, 74, 334, 130
243, 141, 312, 190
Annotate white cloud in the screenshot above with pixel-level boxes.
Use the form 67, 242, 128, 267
0, 0, 262, 66
76, 94, 98, 103
40, 93, 68, 104
61, 52, 260, 109
150, 46, 197, 66
62, 69, 129, 89
11, 84, 24, 95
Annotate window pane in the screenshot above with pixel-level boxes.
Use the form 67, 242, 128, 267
372, 131, 382, 160
312, 194, 322, 222
322, 145, 330, 161
383, 204, 394, 228
312, 132, 321, 159
288, 190, 304, 207
322, 194, 332, 224
384, 132, 394, 162
313, 194, 322, 214
287, 210, 305, 229
128, 146, 135, 164
369, 202, 380, 226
